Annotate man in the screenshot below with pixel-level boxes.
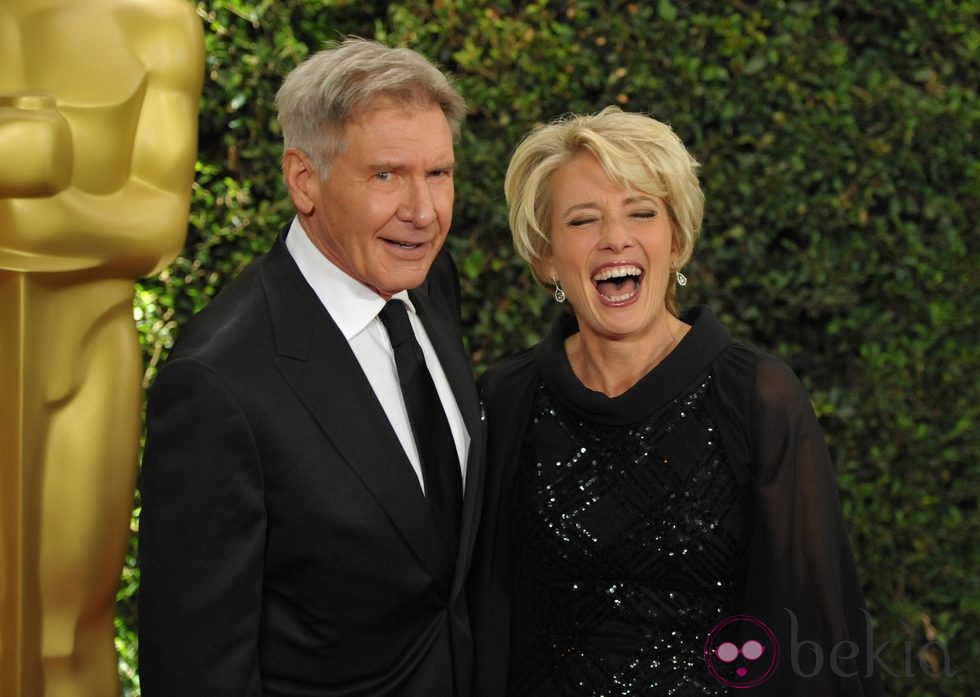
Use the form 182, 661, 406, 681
138, 38, 484, 697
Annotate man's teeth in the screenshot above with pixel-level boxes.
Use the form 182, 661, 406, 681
592, 265, 642, 282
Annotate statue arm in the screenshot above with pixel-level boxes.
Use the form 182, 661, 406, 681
0, 93, 74, 198
0, 0, 204, 276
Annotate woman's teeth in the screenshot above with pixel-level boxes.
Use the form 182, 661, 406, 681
592, 265, 642, 301
592, 265, 642, 282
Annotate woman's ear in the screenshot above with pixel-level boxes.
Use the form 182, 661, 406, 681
283, 148, 318, 215
533, 249, 557, 285
669, 218, 681, 258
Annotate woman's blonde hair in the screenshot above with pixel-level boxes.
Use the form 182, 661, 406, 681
505, 106, 704, 312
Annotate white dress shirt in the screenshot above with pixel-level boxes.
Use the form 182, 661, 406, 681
284, 217, 469, 492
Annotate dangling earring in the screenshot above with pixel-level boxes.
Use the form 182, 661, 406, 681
553, 277, 566, 303
675, 269, 687, 286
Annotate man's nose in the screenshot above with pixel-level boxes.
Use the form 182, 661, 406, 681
397, 177, 436, 227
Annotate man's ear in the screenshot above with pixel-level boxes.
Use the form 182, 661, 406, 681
283, 148, 318, 215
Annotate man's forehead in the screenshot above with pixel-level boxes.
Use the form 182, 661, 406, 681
345, 93, 446, 125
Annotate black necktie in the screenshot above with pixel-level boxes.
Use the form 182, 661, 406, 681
378, 300, 462, 554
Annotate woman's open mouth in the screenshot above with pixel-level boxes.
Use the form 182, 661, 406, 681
592, 264, 642, 304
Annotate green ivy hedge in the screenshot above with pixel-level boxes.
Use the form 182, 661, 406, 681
121, 1, 980, 694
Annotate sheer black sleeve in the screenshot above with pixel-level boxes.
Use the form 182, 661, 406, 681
735, 355, 882, 696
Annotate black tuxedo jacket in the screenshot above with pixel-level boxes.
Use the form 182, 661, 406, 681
138, 232, 485, 696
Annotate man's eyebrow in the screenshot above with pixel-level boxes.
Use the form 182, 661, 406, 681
364, 160, 455, 171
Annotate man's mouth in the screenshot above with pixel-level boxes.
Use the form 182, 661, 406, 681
592, 264, 642, 303
384, 238, 423, 249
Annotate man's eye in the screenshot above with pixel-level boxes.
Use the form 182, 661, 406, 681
374, 171, 392, 181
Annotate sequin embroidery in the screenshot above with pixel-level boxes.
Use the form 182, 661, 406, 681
509, 374, 750, 696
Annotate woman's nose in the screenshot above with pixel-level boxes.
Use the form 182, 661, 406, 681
600, 218, 631, 251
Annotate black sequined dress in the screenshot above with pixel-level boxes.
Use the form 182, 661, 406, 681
509, 372, 747, 695
470, 306, 882, 697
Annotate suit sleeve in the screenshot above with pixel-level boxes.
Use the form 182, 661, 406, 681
741, 357, 882, 696
138, 357, 266, 696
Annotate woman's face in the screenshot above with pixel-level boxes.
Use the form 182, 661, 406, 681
542, 151, 676, 343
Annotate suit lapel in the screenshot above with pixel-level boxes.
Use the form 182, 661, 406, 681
261, 236, 454, 592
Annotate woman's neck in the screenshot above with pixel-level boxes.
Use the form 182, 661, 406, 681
564, 313, 691, 397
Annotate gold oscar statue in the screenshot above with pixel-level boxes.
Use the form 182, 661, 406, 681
0, 1, 203, 695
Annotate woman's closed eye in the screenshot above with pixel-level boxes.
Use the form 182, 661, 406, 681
630, 209, 657, 219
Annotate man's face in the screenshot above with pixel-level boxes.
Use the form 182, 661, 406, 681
293, 99, 455, 298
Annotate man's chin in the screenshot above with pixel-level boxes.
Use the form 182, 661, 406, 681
370, 268, 435, 297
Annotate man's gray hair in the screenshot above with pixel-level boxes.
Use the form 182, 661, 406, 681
275, 37, 467, 177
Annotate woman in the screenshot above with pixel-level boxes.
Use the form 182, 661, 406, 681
470, 107, 881, 696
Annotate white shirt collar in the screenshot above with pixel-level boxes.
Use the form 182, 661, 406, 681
284, 217, 415, 340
